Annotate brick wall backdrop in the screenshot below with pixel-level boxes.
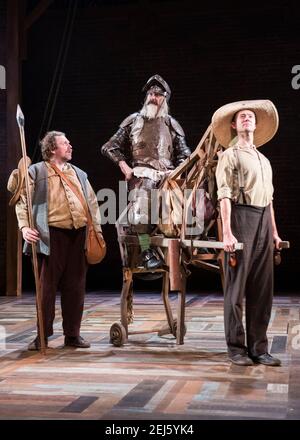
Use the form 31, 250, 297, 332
0, 0, 7, 294
5, 0, 300, 292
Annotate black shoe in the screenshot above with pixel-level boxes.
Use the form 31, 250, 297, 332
28, 336, 48, 351
229, 353, 254, 366
250, 353, 281, 366
64, 336, 91, 348
141, 249, 162, 270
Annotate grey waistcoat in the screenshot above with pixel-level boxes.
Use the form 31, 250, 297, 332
24, 161, 90, 256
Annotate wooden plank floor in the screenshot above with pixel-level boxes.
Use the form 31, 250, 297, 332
0, 291, 299, 420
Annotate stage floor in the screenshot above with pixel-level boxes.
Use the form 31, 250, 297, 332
0, 291, 299, 420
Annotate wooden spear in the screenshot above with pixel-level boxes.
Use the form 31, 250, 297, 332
16, 105, 46, 354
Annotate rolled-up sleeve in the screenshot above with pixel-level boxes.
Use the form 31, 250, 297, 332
15, 177, 35, 230
216, 150, 235, 200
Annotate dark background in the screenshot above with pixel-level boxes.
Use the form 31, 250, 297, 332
1, 0, 300, 294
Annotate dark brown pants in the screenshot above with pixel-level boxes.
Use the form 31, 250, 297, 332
37, 226, 88, 338
224, 204, 273, 357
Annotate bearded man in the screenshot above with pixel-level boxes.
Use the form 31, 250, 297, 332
14, 131, 102, 350
101, 75, 191, 269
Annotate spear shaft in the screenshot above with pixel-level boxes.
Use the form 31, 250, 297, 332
17, 106, 46, 354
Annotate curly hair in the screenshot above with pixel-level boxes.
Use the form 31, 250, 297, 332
40, 131, 65, 161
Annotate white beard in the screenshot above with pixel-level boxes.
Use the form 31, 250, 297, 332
140, 97, 169, 119
143, 103, 159, 119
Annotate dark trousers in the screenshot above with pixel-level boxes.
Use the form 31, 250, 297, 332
37, 226, 88, 338
224, 204, 274, 357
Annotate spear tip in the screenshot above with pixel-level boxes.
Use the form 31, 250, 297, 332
16, 105, 25, 127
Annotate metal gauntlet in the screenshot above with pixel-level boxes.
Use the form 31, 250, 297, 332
174, 135, 191, 166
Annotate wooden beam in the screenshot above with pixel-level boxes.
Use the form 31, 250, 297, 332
6, 0, 22, 296
118, 235, 244, 250
167, 125, 212, 180
25, 0, 53, 30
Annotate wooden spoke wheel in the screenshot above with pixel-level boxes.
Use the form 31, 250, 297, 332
110, 322, 127, 347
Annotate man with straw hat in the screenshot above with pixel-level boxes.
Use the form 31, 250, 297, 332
212, 100, 282, 366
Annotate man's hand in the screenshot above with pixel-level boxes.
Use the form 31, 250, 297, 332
273, 234, 282, 250
22, 227, 40, 244
271, 203, 282, 250
222, 231, 238, 253
119, 161, 133, 181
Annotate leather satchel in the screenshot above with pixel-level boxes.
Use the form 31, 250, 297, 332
85, 222, 106, 265
50, 163, 106, 264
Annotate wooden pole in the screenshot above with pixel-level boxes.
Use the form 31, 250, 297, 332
17, 230, 23, 296
6, 0, 22, 296
16, 106, 46, 354
25, 0, 54, 30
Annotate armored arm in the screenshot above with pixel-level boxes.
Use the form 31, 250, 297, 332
101, 126, 129, 165
169, 116, 191, 166
173, 135, 191, 166
101, 113, 138, 166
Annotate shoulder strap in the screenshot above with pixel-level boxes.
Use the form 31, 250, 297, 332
49, 163, 93, 226
233, 149, 247, 204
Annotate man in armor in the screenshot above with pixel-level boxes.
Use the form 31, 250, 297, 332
101, 74, 191, 269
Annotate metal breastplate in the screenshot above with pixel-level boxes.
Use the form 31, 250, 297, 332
131, 118, 174, 171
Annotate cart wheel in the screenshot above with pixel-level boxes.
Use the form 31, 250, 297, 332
172, 319, 187, 338
110, 322, 127, 347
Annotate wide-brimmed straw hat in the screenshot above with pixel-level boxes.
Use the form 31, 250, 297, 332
211, 99, 279, 148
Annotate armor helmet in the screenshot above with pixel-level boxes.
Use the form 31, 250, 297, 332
142, 74, 171, 102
